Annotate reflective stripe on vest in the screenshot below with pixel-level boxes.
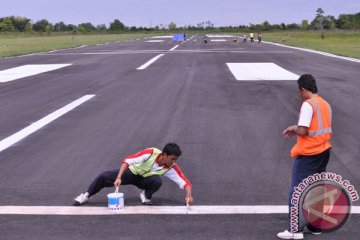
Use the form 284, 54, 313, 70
307, 98, 332, 136
128, 148, 172, 177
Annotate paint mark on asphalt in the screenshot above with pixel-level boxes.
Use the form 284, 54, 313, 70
0, 95, 95, 153
146, 40, 164, 43
227, 62, 299, 81
137, 54, 164, 70
0, 64, 72, 83
0, 205, 358, 215
169, 45, 179, 51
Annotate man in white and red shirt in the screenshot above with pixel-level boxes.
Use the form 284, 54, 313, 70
74, 143, 193, 206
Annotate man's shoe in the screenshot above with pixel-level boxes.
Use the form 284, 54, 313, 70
73, 193, 89, 206
277, 230, 304, 239
140, 190, 152, 205
303, 226, 322, 235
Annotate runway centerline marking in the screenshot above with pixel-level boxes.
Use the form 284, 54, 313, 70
137, 54, 164, 70
227, 62, 299, 81
146, 40, 164, 43
0, 64, 72, 83
1, 205, 358, 215
169, 45, 179, 51
0, 95, 95, 153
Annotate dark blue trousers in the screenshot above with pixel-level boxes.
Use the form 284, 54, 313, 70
288, 148, 330, 232
87, 168, 162, 199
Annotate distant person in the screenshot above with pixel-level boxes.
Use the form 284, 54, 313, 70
321, 32, 325, 40
243, 34, 247, 42
250, 32, 254, 42
73, 143, 193, 206
277, 74, 332, 239
257, 32, 262, 43
203, 36, 208, 43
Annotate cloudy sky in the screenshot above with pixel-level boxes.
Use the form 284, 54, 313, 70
2, 0, 360, 27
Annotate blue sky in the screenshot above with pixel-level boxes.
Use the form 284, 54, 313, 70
1, 0, 360, 27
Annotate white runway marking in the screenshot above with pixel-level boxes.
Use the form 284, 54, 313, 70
211, 39, 227, 42
0, 95, 95, 153
0, 64, 72, 83
0, 205, 358, 215
146, 40, 164, 43
227, 63, 299, 81
265, 41, 360, 63
169, 45, 179, 51
137, 54, 164, 70
206, 34, 235, 38
150, 36, 173, 39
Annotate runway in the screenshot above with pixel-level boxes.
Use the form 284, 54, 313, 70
0, 35, 359, 239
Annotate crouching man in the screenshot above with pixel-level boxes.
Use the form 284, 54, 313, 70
73, 143, 193, 206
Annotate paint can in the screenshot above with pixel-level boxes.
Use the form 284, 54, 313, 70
107, 188, 124, 213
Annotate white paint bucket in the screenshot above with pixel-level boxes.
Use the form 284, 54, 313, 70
107, 188, 124, 213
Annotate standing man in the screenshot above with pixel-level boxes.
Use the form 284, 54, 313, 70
277, 74, 332, 239
73, 143, 193, 206
250, 32, 254, 42
257, 32, 262, 43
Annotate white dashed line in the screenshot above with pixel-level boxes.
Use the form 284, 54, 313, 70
0, 95, 95, 153
137, 54, 164, 70
169, 45, 179, 51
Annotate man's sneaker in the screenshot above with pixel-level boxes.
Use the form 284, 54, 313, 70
140, 190, 152, 205
277, 230, 304, 239
303, 226, 322, 235
73, 193, 89, 206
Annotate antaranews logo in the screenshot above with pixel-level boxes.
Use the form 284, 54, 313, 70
290, 172, 359, 233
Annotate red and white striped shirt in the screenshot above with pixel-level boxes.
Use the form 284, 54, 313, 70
122, 148, 192, 189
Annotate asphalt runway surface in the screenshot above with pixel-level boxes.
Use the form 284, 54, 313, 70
0, 35, 359, 239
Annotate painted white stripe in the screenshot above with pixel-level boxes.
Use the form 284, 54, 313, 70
137, 54, 164, 70
206, 34, 235, 38
0, 95, 95, 153
211, 39, 227, 42
150, 36, 173, 39
264, 41, 360, 63
146, 40, 164, 43
227, 63, 299, 81
0, 64, 72, 83
0, 205, 358, 215
169, 45, 179, 51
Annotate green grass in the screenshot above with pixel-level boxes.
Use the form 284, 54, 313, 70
0, 32, 151, 58
0, 31, 359, 59
263, 30, 360, 59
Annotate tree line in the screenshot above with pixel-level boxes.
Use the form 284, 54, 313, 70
0, 8, 359, 33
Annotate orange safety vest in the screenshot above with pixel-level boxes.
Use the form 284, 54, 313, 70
290, 96, 332, 157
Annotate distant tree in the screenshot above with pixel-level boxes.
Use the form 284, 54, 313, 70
261, 21, 271, 31
11, 16, 31, 31
168, 22, 177, 30
78, 22, 96, 32
109, 19, 126, 32
0, 17, 15, 31
66, 24, 77, 32
129, 26, 137, 32
280, 23, 286, 30
96, 24, 107, 32
25, 23, 32, 32
312, 8, 325, 30
301, 20, 309, 30
286, 23, 299, 30
336, 14, 353, 29
33, 19, 51, 32
54, 21, 66, 32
